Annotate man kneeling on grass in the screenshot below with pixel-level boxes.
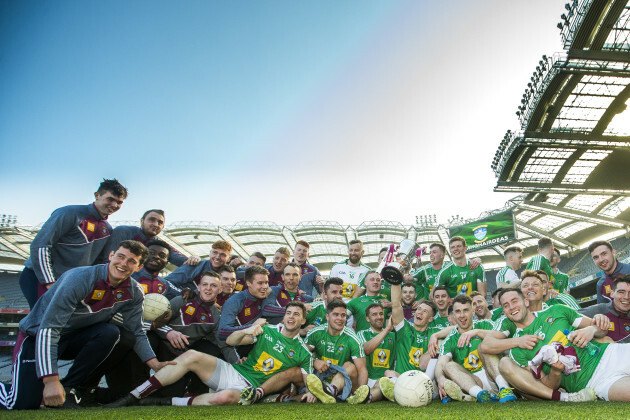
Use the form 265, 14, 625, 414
106, 301, 318, 407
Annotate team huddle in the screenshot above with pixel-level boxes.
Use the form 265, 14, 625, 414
2, 179, 630, 410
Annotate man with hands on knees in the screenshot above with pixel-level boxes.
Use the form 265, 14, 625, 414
0, 240, 174, 410
106, 301, 318, 407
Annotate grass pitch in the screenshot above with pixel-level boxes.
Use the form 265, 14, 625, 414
2, 401, 629, 419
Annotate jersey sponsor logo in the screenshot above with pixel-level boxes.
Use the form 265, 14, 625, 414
235, 284, 243, 291
141, 284, 149, 294
548, 329, 569, 347
605, 285, 612, 295
464, 349, 482, 371
321, 356, 339, 366
373, 348, 391, 368
91, 290, 105, 300
186, 306, 196, 315
253, 351, 283, 375
244, 308, 251, 316
408, 346, 423, 367
87, 222, 95, 232
281, 293, 287, 299
343, 283, 355, 298
608, 321, 615, 331
457, 282, 472, 295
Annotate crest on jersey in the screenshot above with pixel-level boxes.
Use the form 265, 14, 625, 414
337, 345, 345, 353
288, 350, 295, 358
624, 324, 630, 333
114, 291, 125, 300
473, 225, 487, 242
157, 284, 164, 293
200, 314, 207, 321
102, 227, 108, 234
546, 317, 554, 324
387, 337, 393, 344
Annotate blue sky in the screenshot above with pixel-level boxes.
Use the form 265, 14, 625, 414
0, 0, 568, 227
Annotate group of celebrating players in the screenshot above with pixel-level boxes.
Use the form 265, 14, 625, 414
2, 178, 629, 411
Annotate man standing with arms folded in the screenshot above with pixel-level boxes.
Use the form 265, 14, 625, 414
20, 179, 128, 308
329, 240, 371, 301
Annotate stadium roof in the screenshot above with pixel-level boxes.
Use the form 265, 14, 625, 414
2, 0, 630, 274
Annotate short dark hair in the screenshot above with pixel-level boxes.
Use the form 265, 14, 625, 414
402, 282, 416, 291
613, 274, 630, 291
365, 303, 383, 318
498, 287, 525, 306
142, 209, 164, 220
538, 237, 553, 250
491, 288, 502, 299
503, 246, 522, 257
379, 246, 389, 254
349, 239, 363, 247
327, 299, 347, 313
244, 265, 269, 283
452, 294, 472, 307
283, 262, 301, 274
433, 285, 449, 295
145, 239, 171, 255
116, 240, 148, 264
97, 178, 128, 198
324, 277, 344, 293
216, 264, 235, 275
418, 299, 438, 316
588, 240, 613, 254
430, 243, 446, 254
250, 251, 267, 263
286, 301, 307, 318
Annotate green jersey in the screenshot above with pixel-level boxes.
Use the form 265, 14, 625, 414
305, 301, 327, 327
429, 314, 450, 330
329, 259, 371, 300
439, 320, 495, 373
497, 305, 608, 392
551, 270, 570, 293
232, 324, 313, 387
491, 307, 504, 322
393, 319, 438, 374
305, 324, 365, 366
526, 254, 553, 281
347, 294, 390, 332
411, 264, 441, 300
546, 293, 581, 310
435, 261, 486, 298
358, 328, 396, 379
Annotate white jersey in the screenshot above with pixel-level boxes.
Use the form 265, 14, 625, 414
329, 259, 371, 301
496, 266, 519, 285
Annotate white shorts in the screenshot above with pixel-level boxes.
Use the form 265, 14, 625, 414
367, 378, 377, 388
473, 369, 498, 393
586, 343, 630, 401
205, 359, 250, 392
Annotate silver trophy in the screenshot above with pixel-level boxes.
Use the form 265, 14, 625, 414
380, 239, 419, 285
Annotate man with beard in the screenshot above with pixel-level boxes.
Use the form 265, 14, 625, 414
480, 288, 630, 402
105, 302, 317, 407
166, 240, 232, 291
401, 283, 418, 321
132, 239, 180, 301
435, 295, 515, 403
357, 303, 396, 402
329, 240, 371, 301
589, 240, 630, 304
269, 263, 314, 308
106, 209, 199, 267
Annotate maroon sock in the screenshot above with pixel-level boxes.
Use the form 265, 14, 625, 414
131, 376, 164, 399
551, 390, 561, 401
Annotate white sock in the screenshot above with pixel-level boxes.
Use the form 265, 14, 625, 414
560, 392, 569, 402
469, 385, 483, 398
495, 374, 510, 390
425, 359, 438, 380
172, 397, 191, 406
